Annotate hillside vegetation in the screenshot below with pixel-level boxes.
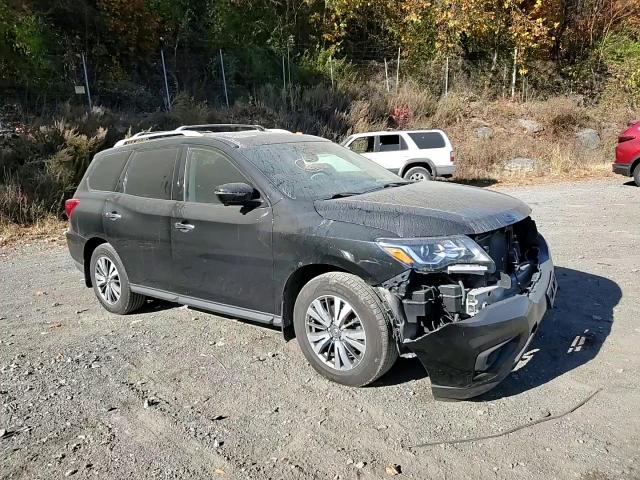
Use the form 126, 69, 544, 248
1, 0, 639, 226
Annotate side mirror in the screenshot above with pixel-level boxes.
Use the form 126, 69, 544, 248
214, 182, 257, 206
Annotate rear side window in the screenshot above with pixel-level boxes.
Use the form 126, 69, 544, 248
349, 136, 375, 154
122, 147, 178, 200
408, 132, 446, 149
185, 147, 247, 204
377, 134, 407, 152
87, 152, 130, 191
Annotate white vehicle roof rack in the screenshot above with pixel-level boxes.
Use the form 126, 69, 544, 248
176, 124, 266, 132
113, 130, 203, 147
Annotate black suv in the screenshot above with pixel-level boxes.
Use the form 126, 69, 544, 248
65, 126, 557, 400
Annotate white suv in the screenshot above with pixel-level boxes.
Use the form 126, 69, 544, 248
341, 130, 454, 181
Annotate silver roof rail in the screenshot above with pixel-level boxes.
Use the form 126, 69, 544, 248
176, 124, 266, 132
113, 130, 203, 147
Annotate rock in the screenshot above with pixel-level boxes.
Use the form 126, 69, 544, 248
355, 461, 366, 469
213, 438, 223, 448
504, 157, 537, 173
143, 398, 157, 409
385, 464, 401, 476
474, 126, 493, 139
0, 428, 6, 438
518, 119, 543, 134
64, 469, 78, 477
576, 128, 600, 150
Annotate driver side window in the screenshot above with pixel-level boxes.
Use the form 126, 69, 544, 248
184, 148, 247, 204
349, 136, 375, 154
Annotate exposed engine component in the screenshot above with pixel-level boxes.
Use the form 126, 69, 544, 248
465, 285, 503, 316
438, 284, 464, 313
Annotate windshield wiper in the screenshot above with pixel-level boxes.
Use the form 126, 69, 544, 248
325, 182, 410, 200
327, 191, 362, 199
379, 181, 411, 189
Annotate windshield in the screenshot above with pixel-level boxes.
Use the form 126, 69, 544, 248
241, 141, 404, 200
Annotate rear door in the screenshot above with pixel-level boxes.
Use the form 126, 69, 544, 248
103, 146, 179, 290
170, 145, 274, 313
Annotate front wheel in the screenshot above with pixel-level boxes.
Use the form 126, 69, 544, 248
403, 166, 433, 182
634, 164, 640, 187
293, 272, 398, 386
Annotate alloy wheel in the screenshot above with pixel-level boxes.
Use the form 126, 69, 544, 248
305, 295, 366, 371
409, 172, 427, 181
95, 256, 121, 305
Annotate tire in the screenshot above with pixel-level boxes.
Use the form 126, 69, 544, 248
89, 243, 146, 315
634, 163, 640, 187
293, 272, 398, 387
403, 165, 433, 182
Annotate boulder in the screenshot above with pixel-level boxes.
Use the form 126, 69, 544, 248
504, 157, 537, 173
518, 119, 543, 134
474, 126, 493, 139
576, 128, 600, 150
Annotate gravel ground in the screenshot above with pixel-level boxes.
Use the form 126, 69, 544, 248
1, 178, 639, 480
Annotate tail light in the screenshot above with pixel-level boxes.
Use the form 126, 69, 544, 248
618, 135, 635, 143
64, 198, 80, 219
450, 151, 455, 163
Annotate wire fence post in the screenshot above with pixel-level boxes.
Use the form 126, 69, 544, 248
287, 44, 291, 90
160, 47, 171, 111
219, 49, 229, 109
384, 58, 390, 93
511, 47, 518, 100
395, 47, 401, 94
282, 56, 286, 92
329, 56, 334, 89
444, 56, 449, 96
81, 52, 92, 112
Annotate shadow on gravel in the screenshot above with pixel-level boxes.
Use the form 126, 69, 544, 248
137, 298, 178, 314
623, 180, 638, 187
376, 267, 621, 399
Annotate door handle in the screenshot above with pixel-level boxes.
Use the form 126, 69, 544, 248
174, 222, 195, 232
105, 211, 121, 221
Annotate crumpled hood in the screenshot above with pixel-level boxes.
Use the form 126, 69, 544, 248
314, 181, 531, 237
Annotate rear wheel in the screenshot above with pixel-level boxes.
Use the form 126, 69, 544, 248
89, 243, 146, 315
403, 165, 433, 182
634, 163, 640, 187
293, 272, 398, 386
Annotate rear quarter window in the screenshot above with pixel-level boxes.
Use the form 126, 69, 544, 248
122, 147, 178, 200
408, 132, 446, 149
86, 151, 131, 191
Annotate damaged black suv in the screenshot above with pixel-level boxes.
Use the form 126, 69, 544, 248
65, 126, 557, 400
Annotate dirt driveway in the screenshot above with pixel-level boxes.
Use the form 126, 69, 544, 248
1, 178, 639, 480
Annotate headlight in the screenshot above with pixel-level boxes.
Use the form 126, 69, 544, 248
376, 235, 495, 273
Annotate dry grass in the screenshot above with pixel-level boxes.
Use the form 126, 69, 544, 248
0, 216, 66, 248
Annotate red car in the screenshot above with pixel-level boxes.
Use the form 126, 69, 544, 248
613, 120, 640, 186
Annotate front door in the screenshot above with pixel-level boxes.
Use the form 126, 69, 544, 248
170, 146, 274, 314
103, 146, 179, 290
365, 134, 409, 174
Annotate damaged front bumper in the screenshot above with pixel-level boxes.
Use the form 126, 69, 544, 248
400, 236, 556, 400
